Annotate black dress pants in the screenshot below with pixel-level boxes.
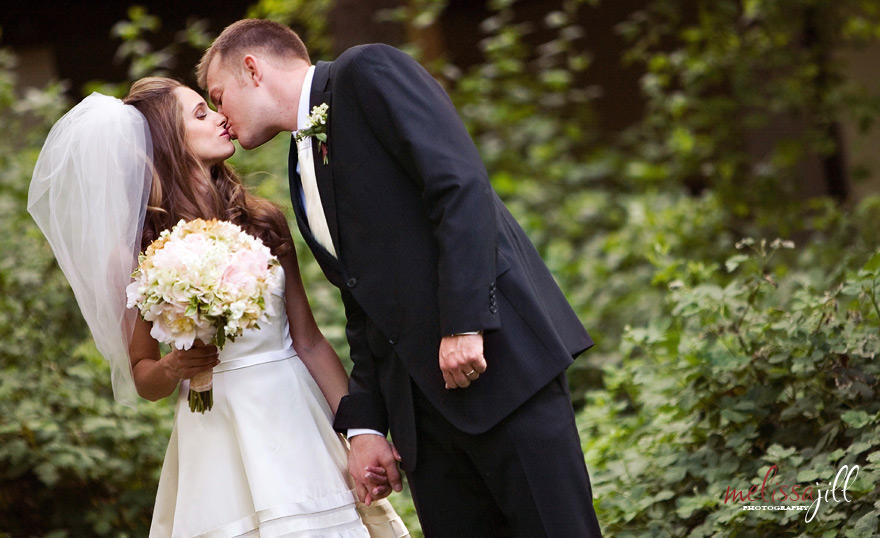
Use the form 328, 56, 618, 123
405, 374, 602, 538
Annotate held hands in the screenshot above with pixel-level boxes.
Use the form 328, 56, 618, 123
160, 341, 220, 381
439, 333, 487, 389
348, 434, 403, 505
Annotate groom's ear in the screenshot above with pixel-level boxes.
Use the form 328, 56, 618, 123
242, 55, 262, 86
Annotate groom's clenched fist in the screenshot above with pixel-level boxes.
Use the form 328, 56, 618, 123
439, 333, 487, 389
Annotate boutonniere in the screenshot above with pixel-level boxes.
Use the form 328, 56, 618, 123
295, 103, 330, 165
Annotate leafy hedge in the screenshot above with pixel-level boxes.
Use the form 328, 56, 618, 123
581, 232, 880, 536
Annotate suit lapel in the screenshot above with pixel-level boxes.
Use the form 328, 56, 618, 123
309, 61, 342, 258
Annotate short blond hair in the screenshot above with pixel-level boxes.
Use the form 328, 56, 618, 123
197, 19, 309, 89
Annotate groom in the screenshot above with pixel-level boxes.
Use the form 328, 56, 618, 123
199, 19, 601, 537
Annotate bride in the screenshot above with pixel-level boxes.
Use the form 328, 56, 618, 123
28, 77, 408, 537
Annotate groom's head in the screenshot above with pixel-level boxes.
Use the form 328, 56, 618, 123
198, 19, 310, 149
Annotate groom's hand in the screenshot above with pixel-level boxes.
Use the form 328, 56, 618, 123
348, 434, 403, 505
439, 334, 487, 389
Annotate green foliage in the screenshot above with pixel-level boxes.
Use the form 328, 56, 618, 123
0, 47, 175, 535
581, 233, 880, 536
84, 6, 214, 97
246, 0, 333, 59
375, 0, 447, 37
617, 0, 880, 214
1, 343, 174, 536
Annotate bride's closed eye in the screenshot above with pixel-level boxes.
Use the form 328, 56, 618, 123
194, 103, 210, 120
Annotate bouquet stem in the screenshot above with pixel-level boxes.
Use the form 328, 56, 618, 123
188, 370, 213, 413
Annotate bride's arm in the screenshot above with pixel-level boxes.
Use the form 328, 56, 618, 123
280, 235, 349, 415
129, 317, 219, 401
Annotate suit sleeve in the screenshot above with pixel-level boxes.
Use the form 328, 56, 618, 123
332, 289, 389, 435
343, 44, 500, 336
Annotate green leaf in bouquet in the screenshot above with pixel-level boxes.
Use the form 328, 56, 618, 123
186, 296, 200, 316
215, 325, 226, 349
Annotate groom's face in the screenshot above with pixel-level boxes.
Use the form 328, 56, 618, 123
206, 56, 275, 150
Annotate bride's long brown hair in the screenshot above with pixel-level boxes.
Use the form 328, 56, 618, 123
124, 77, 291, 257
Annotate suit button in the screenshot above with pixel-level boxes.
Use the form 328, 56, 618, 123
388, 337, 397, 345
489, 305, 498, 314
346, 277, 358, 288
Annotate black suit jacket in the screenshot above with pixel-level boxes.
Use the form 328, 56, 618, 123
288, 44, 592, 471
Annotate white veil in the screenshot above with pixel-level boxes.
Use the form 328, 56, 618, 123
28, 92, 153, 407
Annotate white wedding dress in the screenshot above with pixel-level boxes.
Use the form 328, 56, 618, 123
150, 269, 407, 538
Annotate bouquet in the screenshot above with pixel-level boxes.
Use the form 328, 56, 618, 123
126, 218, 282, 412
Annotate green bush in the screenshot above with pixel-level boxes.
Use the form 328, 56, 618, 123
581, 234, 880, 536
0, 45, 175, 536
0, 344, 173, 536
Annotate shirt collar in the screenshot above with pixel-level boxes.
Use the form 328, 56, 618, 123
294, 65, 316, 135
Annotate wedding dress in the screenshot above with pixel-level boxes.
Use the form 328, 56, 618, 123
150, 267, 408, 538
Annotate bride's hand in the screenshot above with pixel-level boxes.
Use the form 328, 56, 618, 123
161, 341, 220, 380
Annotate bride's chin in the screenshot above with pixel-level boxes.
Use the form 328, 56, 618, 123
203, 152, 235, 168
217, 145, 236, 161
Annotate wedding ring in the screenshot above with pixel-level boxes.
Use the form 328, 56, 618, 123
465, 369, 477, 378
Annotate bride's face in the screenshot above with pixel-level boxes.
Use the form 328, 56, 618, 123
174, 87, 235, 165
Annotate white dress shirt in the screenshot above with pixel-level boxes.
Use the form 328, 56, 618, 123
293, 65, 315, 181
